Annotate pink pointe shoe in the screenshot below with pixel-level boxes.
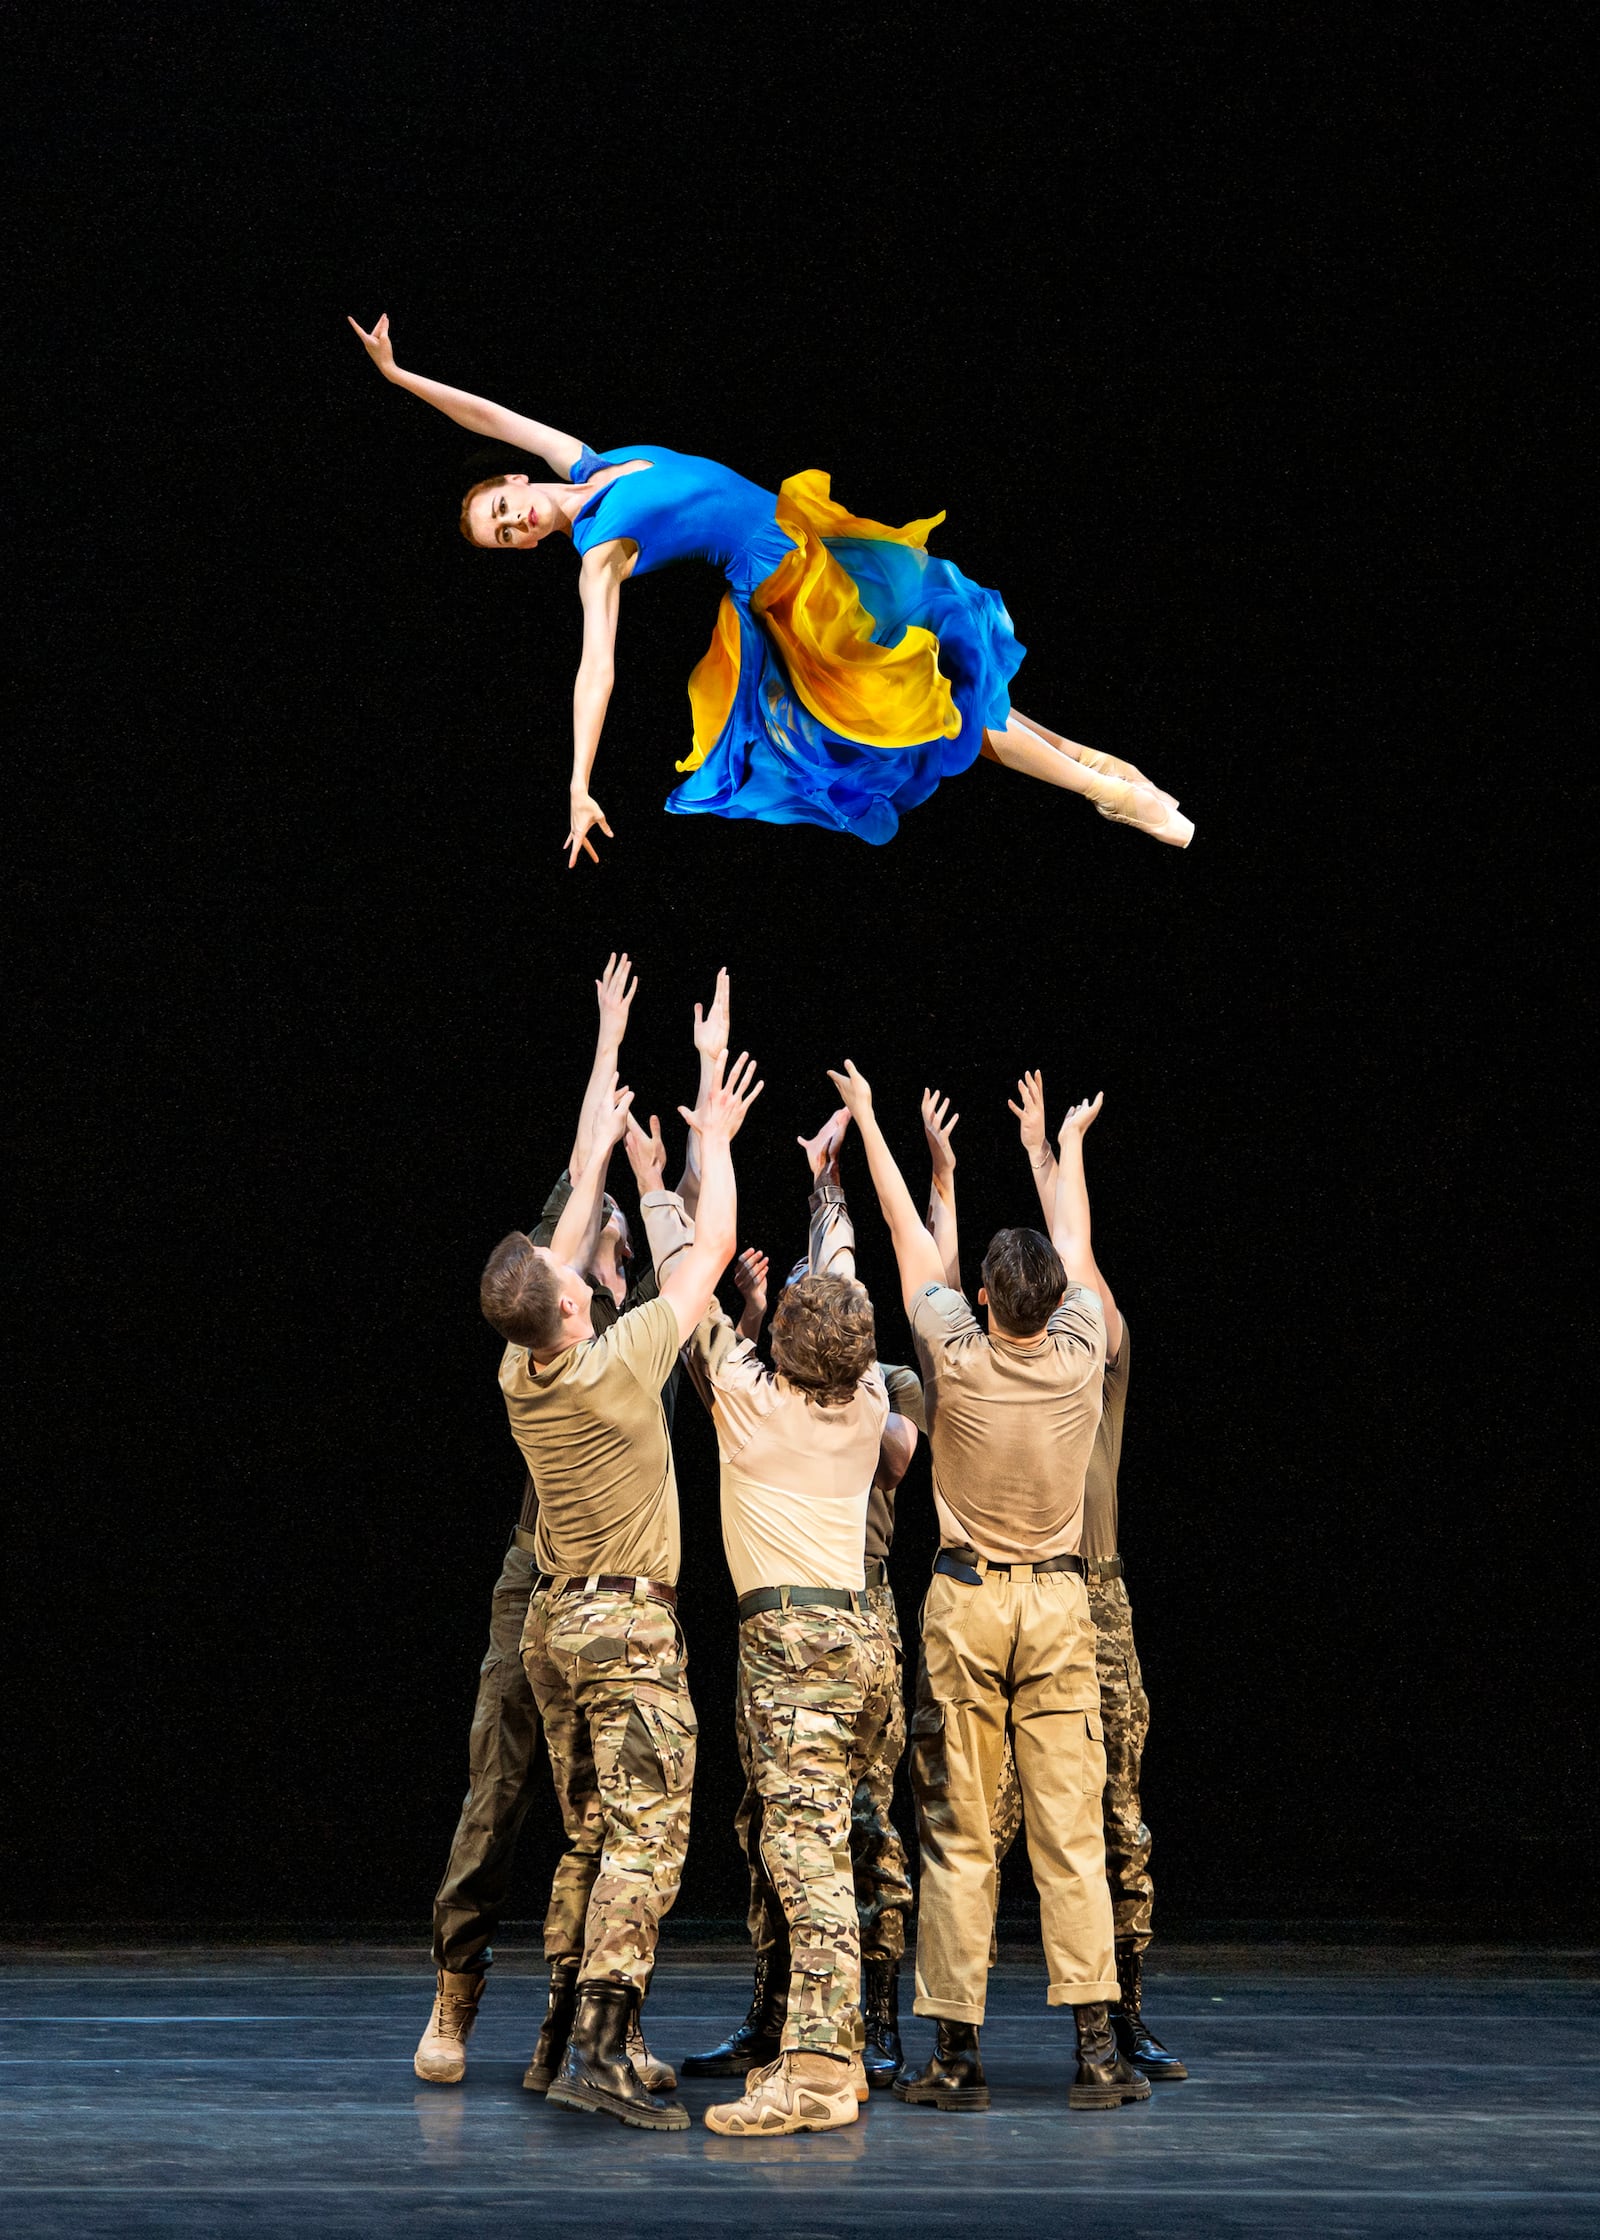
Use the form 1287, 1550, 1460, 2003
1096, 783, 1195, 849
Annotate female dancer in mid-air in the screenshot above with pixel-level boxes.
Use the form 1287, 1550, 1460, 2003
349, 314, 1192, 867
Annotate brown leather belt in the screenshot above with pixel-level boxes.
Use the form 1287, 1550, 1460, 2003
533, 1572, 678, 1609
935, 1549, 1086, 1586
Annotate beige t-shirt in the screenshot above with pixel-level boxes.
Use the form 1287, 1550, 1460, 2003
498, 1296, 682, 1582
1079, 1320, 1130, 1562
699, 1307, 888, 1598
909, 1282, 1106, 1562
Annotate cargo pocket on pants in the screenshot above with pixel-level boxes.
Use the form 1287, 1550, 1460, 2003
619, 1686, 698, 1797
1082, 1709, 1107, 1799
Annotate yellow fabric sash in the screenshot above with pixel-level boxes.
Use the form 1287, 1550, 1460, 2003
678, 471, 960, 773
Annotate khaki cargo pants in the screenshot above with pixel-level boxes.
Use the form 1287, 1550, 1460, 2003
520, 1582, 697, 1992
910, 1566, 1118, 2022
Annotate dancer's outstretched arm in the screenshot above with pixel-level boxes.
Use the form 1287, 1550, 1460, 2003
826, 1063, 946, 1314
1009, 1069, 1060, 1226
1048, 1089, 1122, 1353
658, 1052, 764, 1344
570, 953, 637, 1172
565, 549, 627, 866
347, 314, 585, 477
921, 1088, 961, 1289
548, 1075, 633, 1271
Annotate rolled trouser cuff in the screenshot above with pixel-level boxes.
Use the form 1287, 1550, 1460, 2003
912, 1995, 986, 2024
784, 2015, 856, 2056
1047, 1975, 1121, 2007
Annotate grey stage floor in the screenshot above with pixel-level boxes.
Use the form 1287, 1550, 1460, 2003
1, 1943, 1597, 2238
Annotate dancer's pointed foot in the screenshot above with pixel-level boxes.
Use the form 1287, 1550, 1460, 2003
1096, 784, 1194, 848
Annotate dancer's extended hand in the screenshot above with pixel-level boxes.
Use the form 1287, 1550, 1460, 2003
797, 1109, 851, 1183
623, 1112, 668, 1195
921, 1089, 959, 1181
825, 1061, 874, 1125
592, 1074, 635, 1153
1058, 1091, 1104, 1144
595, 951, 637, 1041
347, 312, 397, 378
693, 968, 731, 1060
566, 790, 613, 868
733, 1248, 770, 1319
1008, 1070, 1050, 1166
680, 1051, 764, 1142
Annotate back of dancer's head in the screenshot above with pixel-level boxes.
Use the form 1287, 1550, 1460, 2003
480, 1231, 564, 1349
980, 1228, 1066, 1337
771, 1273, 876, 1407
459, 474, 510, 545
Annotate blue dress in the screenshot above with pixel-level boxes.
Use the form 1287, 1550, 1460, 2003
569, 444, 1025, 846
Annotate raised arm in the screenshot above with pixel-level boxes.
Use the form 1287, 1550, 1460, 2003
1008, 1069, 1059, 1226
347, 315, 584, 477
677, 969, 730, 1218
548, 1075, 633, 1270
657, 1052, 764, 1344
564, 550, 626, 869
732, 1250, 770, 1345
569, 953, 637, 1172
1051, 1090, 1122, 1353
798, 1109, 854, 1277
826, 1063, 946, 1314
921, 1088, 961, 1290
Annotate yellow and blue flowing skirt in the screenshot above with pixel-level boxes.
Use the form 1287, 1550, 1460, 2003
668, 472, 1025, 845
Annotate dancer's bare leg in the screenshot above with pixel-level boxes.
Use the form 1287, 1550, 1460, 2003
980, 715, 1193, 848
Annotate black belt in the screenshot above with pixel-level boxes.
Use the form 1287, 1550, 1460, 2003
738, 1585, 866, 1621
534, 1572, 678, 1609
1084, 1555, 1124, 1581
863, 1558, 888, 1588
934, 1549, 1086, 1587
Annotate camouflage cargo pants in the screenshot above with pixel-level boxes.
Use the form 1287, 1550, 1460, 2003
430, 1539, 595, 1974
991, 1573, 1155, 1952
733, 1583, 912, 1963
741, 1602, 893, 2055
520, 1584, 697, 1992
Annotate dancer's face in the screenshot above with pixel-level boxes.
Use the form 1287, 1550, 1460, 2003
466, 474, 554, 550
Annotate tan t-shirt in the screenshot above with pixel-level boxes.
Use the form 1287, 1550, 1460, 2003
909, 1282, 1106, 1562
498, 1296, 683, 1582
692, 1300, 888, 1598
1079, 1320, 1130, 1562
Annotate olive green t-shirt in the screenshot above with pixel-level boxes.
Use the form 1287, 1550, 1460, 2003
498, 1296, 683, 1582
1078, 1321, 1130, 1563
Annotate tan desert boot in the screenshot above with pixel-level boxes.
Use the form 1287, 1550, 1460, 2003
414, 1969, 485, 2084
846, 2052, 869, 2104
627, 2008, 678, 2094
704, 2050, 860, 2136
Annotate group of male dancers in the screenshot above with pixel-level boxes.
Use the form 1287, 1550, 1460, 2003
413, 956, 1186, 2135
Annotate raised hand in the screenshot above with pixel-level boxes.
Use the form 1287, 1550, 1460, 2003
796, 1107, 851, 1183
347, 312, 397, 378
623, 1111, 668, 1195
824, 1060, 874, 1125
693, 967, 731, 1060
565, 790, 614, 870
921, 1088, 959, 1182
1058, 1090, 1104, 1145
593, 1073, 636, 1153
595, 951, 637, 1042
681, 1050, 764, 1142
1007, 1070, 1051, 1166
732, 1247, 770, 1317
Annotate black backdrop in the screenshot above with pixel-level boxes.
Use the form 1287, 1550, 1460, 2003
9, 5, 1591, 1938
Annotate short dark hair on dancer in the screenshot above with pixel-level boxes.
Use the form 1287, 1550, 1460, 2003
770, 1274, 877, 1407
459, 474, 511, 545
981, 1227, 1067, 1335
479, 1231, 564, 1349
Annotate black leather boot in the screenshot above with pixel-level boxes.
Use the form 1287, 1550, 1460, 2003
681, 1942, 789, 2076
1069, 1999, 1151, 2109
521, 1959, 578, 2093
1112, 1948, 1188, 2080
546, 1981, 689, 2131
861, 1955, 904, 2090
893, 2018, 990, 2111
